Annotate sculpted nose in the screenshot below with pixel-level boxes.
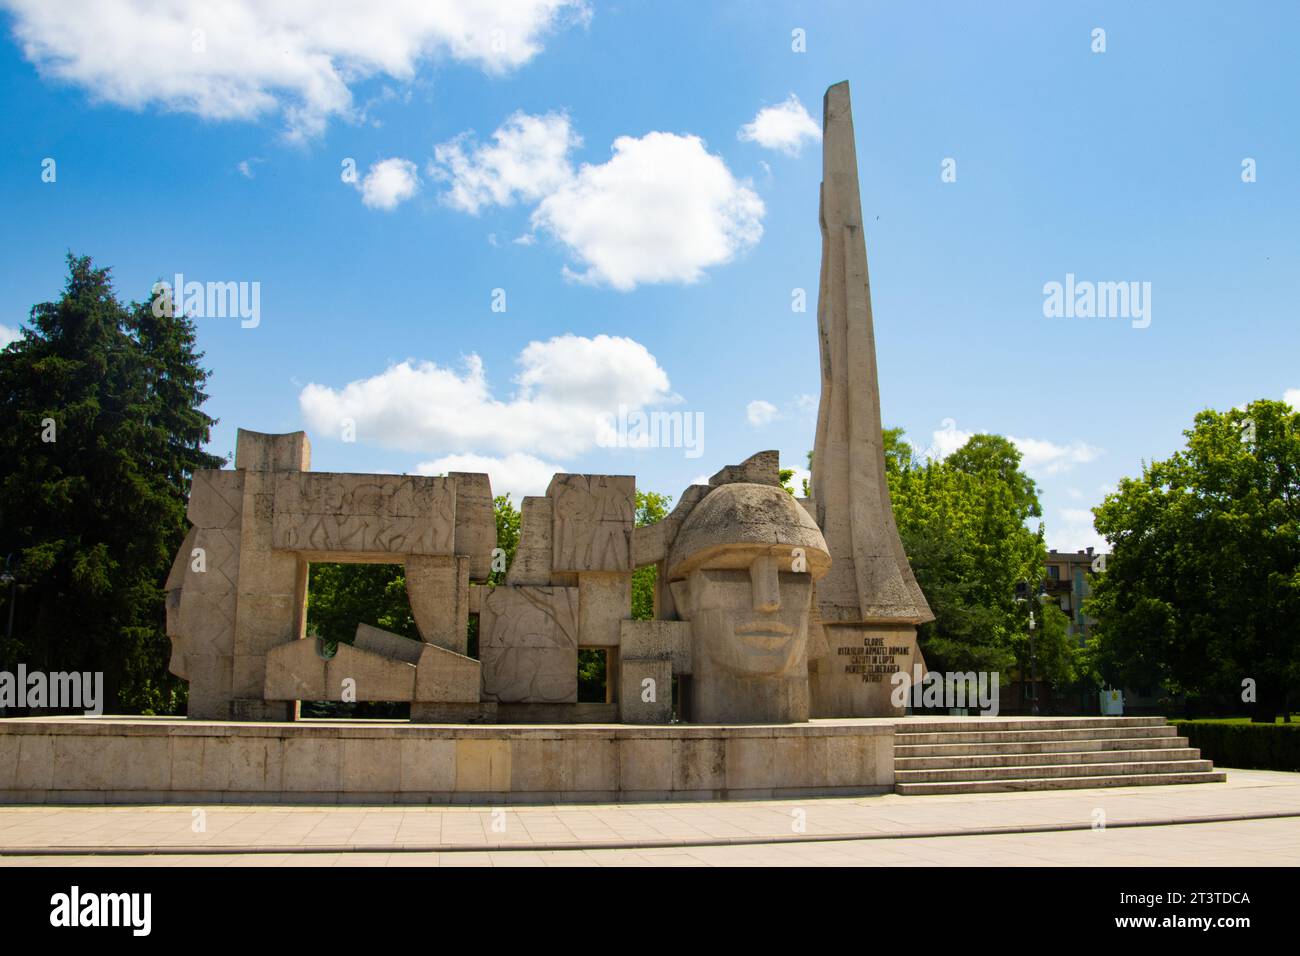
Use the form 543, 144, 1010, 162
750, 556, 781, 613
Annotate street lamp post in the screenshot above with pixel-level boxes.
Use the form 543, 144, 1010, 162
1016, 581, 1048, 716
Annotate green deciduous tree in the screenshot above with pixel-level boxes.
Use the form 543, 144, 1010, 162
304, 563, 417, 649
1088, 400, 1300, 720
882, 429, 1081, 695
491, 493, 520, 586
631, 489, 671, 620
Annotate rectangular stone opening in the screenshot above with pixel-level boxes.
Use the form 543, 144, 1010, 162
674, 674, 690, 722
578, 648, 610, 703
300, 561, 419, 719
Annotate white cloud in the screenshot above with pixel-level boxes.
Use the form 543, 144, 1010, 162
2, 0, 590, 139
922, 420, 974, 460
1284, 388, 1300, 409
532, 131, 764, 290
415, 451, 559, 504
431, 111, 580, 214
236, 158, 258, 178
746, 399, 778, 427
916, 420, 1101, 476
0, 324, 21, 348
1051, 507, 1107, 554
357, 157, 420, 210
1008, 436, 1102, 476
299, 333, 672, 459
738, 93, 821, 157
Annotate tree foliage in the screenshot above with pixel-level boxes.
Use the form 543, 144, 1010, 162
304, 563, 417, 650
0, 254, 222, 713
883, 429, 1081, 691
631, 489, 671, 620
490, 493, 520, 586
1087, 400, 1300, 718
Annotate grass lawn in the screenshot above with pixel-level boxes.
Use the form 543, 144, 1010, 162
1174, 715, 1299, 725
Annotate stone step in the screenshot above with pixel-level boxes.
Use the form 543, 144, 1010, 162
895, 716, 1167, 734
896, 759, 1215, 783
896, 735, 1191, 757
896, 747, 1202, 771
895, 725, 1179, 746
895, 770, 1227, 795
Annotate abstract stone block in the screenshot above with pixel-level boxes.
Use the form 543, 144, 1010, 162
619, 619, 692, 673
354, 622, 424, 664
479, 586, 579, 703
619, 659, 672, 724
405, 555, 470, 653
577, 572, 631, 648
235, 429, 310, 472
506, 496, 553, 586
415, 642, 481, 703
270, 473, 455, 556
449, 472, 495, 582
187, 469, 245, 530
549, 474, 634, 573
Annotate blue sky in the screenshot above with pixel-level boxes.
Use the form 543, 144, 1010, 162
1, 1, 1296, 552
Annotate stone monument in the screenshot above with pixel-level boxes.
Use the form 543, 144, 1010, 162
804, 80, 934, 717
161, 80, 931, 725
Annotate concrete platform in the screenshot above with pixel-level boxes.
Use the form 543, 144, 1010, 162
0, 716, 896, 805
0, 714, 1229, 805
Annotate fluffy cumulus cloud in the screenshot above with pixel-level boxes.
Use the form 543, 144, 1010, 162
1052, 507, 1108, 554
737, 93, 821, 157
746, 399, 778, 427
431, 111, 580, 214
0, 324, 21, 348
920, 419, 974, 460
299, 333, 671, 459
415, 451, 560, 503
357, 157, 420, 210
390, 108, 766, 287
917, 420, 1101, 476
532, 131, 764, 289
1, 0, 590, 138
1285, 388, 1300, 409
1008, 436, 1103, 476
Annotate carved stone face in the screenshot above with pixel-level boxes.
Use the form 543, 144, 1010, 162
671, 556, 813, 678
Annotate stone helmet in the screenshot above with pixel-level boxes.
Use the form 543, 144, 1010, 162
665, 482, 831, 581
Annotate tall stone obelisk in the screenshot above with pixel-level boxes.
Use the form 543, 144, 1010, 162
808, 81, 933, 716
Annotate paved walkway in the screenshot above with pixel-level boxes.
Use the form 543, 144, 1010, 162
5, 817, 1296, 866
0, 769, 1295, 864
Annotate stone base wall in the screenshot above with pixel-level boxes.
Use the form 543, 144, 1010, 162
0, 717, 894, 805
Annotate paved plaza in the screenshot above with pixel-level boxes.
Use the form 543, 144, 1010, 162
0, 768, 1295, 866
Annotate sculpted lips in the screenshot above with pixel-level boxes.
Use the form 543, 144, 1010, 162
734, 622, 794, 649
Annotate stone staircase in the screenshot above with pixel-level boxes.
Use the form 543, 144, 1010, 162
894, 716, 1227, 795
